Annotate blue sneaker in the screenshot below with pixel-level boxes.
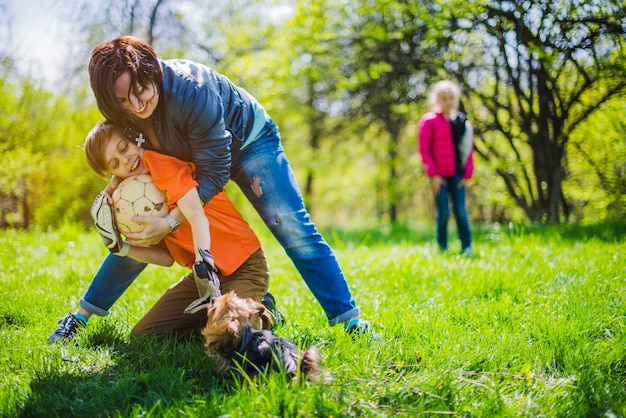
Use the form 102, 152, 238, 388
48, 313, 85, 344
345, 319, 381, 341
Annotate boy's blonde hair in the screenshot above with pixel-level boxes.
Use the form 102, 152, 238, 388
84, 120, 125, 177
428, 80, 461, 108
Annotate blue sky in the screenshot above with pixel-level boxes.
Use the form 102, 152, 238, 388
8, 0, 67, 87
7, 1, 294, 90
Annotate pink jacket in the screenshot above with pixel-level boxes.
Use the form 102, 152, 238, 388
418, 110, 474, 179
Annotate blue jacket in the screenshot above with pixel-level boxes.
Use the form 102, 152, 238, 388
147, 59, 255, 204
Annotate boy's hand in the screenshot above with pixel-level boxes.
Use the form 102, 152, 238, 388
184, 249, 221, 314
91, 194, 129, 256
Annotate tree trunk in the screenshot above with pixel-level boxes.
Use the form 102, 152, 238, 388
304, 78, 322, 214
547, 169, 564, 223
530, 133, 565, 222
386, 116, 401, 224
304, 172, 314, 210
21, 176, 30, 229
147, 0, 166, 44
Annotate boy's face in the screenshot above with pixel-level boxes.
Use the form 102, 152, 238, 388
103, 132, 149, 179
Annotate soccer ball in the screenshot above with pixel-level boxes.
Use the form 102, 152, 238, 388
112, 174, 168, 233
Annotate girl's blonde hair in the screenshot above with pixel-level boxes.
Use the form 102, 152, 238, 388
428, 80, 461, 108
83, 120, 125, 178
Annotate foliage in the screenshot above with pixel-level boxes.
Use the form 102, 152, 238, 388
269, 0, 347, 210
1, 0, 625, 229
0, 69, 106, 229
1, 222, 625, 416
448, 0, 626, 222
565, 96, 626, 221
69, 0, 191, 47
0, 76, 47, 227
333, 0, 440, 223
0, 76, 90, 228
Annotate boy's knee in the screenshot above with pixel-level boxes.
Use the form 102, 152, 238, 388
221, 278, 267, 302
219, 249, 269, 302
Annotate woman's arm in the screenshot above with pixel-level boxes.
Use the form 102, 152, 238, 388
161, 61, 232, 205
186, 99, 231, 205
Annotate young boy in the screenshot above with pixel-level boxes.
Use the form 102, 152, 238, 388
49, 121, 278, 342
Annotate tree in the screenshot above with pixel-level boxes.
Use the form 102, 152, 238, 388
566, 97, 626, 221
0, 76, 46, 227
264, 0, 347, 211
452, 0, 626, 222
336, 0, 441, 223
0, 72, 102, 229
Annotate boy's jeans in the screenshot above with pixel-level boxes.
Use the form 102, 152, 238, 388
434, 175, 472, 251
80, 119, 359, 326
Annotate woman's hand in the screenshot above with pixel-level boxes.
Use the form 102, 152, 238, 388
122, 215, 171, 246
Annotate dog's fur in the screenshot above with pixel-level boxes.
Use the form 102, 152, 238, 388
202, 291, 329, 382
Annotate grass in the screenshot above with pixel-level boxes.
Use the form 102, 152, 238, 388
0, 220, 624, 417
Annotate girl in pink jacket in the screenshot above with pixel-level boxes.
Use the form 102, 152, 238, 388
418, 80, 474, 255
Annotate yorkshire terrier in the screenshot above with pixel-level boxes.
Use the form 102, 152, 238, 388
202, 291, 330, 383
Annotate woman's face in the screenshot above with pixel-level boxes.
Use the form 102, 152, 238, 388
113, 71, 159, 119
103, 131, 149, 179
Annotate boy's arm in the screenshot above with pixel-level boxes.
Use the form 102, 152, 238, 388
175, 187, 211, 262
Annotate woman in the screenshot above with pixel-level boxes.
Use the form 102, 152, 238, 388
50, 36, 375, 342
418, 80, 474, 255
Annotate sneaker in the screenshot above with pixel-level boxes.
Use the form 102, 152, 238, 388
462, 246, 474, 257
261, 292, 285, 327
345, 319, 381, 341
48, 313, 85, 344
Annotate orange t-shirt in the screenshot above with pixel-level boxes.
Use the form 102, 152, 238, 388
143, 150, 260, 275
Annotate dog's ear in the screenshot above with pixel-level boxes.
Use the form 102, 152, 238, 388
252, 301, 267, 316
260, 310, 273, 330
247, 300, 272, 330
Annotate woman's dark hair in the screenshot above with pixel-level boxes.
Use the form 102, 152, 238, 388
89, 36, 162, 128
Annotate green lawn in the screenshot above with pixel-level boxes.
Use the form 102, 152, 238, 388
0, 221, 624, 417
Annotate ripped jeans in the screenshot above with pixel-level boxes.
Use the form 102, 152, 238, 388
80, 118, 359, 326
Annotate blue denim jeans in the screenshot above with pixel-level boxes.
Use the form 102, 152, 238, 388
434, 176, 472, 251
81, 118, 359, 325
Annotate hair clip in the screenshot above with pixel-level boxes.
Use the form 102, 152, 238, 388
135, 133, 146, 147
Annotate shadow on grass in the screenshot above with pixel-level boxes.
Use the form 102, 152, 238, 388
502, 218, 625, 243
323, 222, 434, 248
18, 334, 227, 417
322, 219, 624, 249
